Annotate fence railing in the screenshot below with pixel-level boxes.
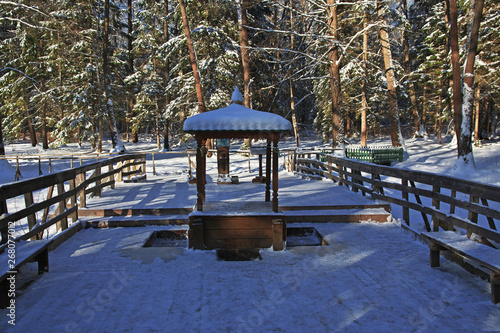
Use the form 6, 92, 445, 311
288, 150, 500, 245
0, 154, 146, 247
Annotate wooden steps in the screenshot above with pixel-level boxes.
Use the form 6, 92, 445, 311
79, 208, 191, 228
79, 203, 392, 228
281, 204, 392, 223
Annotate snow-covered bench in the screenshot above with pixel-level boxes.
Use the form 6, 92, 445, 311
0, 239, 53, 308
421, 231, 500, 303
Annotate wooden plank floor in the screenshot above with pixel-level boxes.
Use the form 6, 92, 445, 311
81, 170, 382, 214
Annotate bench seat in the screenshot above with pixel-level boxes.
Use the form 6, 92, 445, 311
422, 231, 500, 303
0, 239, 53, 308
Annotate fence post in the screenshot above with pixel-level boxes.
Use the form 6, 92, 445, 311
69, 178, 78, 222
0, 199, 8, 244
108, 164, 115, 189
39, 156, 43, 175
56, 182, 68, 231
402, 179, 410, 225
467, 195, 479, 237
24, 192, 38, 240
15, 156, 21, 181
94, 165, 102, 196
77, 173, 87, 208
432, 185, 442, 231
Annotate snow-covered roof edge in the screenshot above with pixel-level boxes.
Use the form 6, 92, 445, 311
183, 103, 292, 133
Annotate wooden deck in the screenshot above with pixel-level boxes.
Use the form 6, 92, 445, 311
79, 171, 391, 227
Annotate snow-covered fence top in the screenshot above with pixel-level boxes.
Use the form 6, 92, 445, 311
290, 151, 500, 245
0, 154, 146, 247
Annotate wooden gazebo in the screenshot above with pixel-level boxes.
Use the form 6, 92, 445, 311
183, 89, 292, 251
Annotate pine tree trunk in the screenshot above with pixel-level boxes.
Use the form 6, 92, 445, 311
127, 0, 138, 144
377, 0, 402, 147
402, 0, 420, 138
239, 0, 252, 148
103, 0, 122, 151
164, 120, 170, 151
327, 0, 343, 149
458, 0, 484, 162
178, 0, 206, 114
24, 101, 37, 147
474, 85, 480, 144
288, 0, 300, 147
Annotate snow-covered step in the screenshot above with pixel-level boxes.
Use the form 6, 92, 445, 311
82, 215, 190, 228
282, 205, 392, 223
78, 207, 193, 217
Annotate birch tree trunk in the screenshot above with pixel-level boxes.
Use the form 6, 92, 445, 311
360, 10, 368, 148
327, 0, 344, 149
458, 0, 484, 163
450, 0, 462, 145
103, 0, 123, 151
377, 0, 402, 147
0, 115, 5, 155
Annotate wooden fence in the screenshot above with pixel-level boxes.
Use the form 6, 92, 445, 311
0, 154, 146, 247
288, 150, 500, 244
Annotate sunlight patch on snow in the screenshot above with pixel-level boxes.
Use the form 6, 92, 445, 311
70, 241, 107, 257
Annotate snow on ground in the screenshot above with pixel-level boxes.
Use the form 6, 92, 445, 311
2, 222, 500, 332
1, 134, 500, 332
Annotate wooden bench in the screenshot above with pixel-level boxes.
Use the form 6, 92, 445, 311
421, 231, 500, 304
0, 239, 53, 308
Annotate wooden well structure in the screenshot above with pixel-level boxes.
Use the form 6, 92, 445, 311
183, 91, 292, 251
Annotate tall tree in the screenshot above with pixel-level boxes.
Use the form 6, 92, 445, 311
327, 0, 344, 148
103, 0, 124, 152
377, 0, 403, 147
178, 0, 206, 114
239, 0, 252, 148
457, 0, 484, 165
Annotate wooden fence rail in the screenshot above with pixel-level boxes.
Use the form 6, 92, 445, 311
291, 150, 500, 245
0, 154, 146, 247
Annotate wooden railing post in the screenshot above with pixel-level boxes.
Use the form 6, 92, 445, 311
56, 182, 68, 231
432, 185, 441, 231
402, 179, 410, 225
94, 165, 102, 197
108, 164, 115, 189
69, 178, 78, 222
0, 200, 8, 245
117, 161, 123, 182
24, 192, 38, 240
78, 173, 87, 208
467, 195, 479, 237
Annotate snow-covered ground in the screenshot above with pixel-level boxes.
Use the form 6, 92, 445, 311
1, 134, 499, 332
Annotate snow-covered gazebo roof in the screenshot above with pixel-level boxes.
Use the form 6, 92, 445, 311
183, 87, 292, 139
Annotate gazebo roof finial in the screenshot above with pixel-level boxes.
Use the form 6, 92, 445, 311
231, 86, 244, 104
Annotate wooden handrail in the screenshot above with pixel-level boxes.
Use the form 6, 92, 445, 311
0, 154, 146, 246
293, 151, 500, 242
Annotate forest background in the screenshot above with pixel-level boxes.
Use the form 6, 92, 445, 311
0, 0, 498, 164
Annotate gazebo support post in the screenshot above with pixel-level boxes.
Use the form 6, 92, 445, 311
265, 139, 271, 202
272, 137, 279, 212
196, 138, 206, 211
